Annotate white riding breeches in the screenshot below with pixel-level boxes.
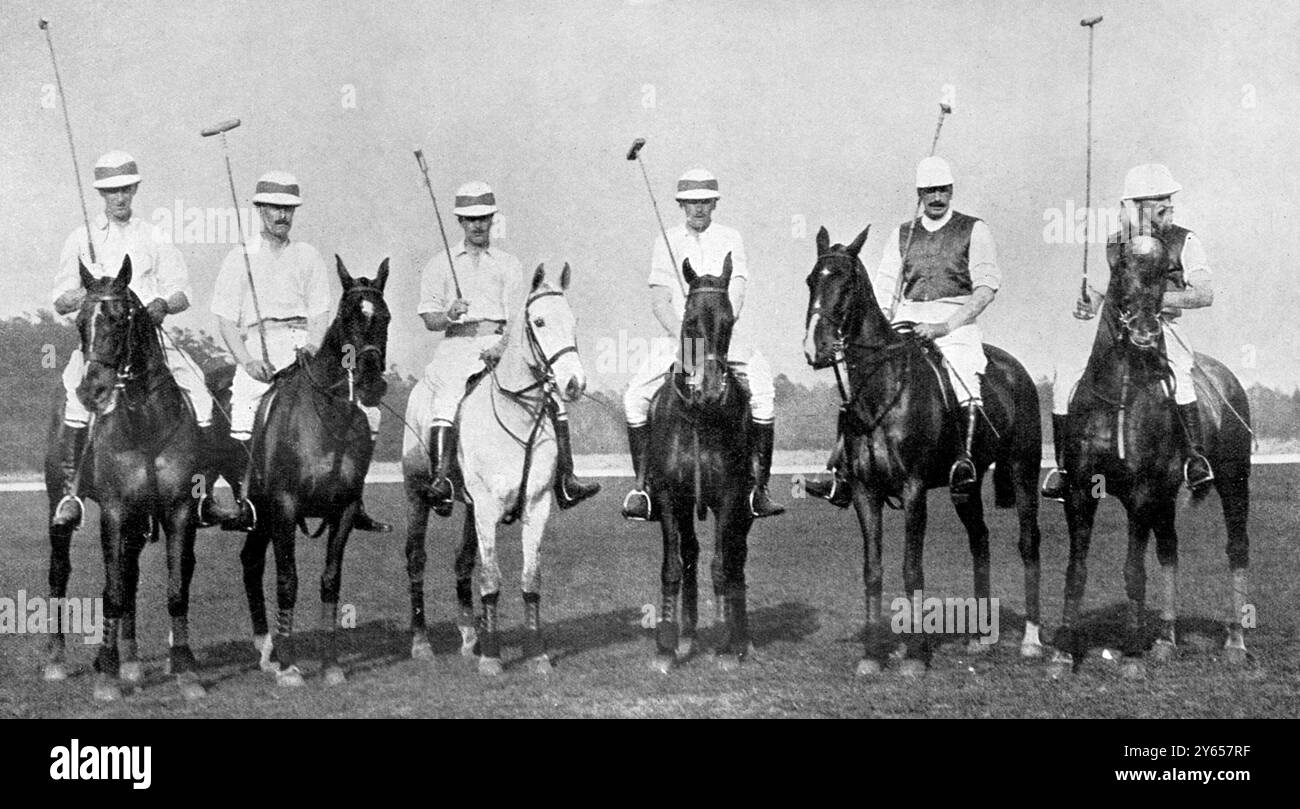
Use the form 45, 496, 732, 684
895, 300, 986, 404
422, 333, 503, 427
1052, 316, 1197, 414
623, 342, 775, 426
229, 325, 380, 440
62, 333, 214, 428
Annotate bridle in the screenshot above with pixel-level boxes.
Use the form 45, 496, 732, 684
299, 284, 388, 406
674, 285, 733, 403
81, 291, 151, 393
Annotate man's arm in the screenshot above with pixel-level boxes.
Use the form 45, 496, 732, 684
650, 285, 679, 336
728, 276, 747, 319
218, 315, 272, 382
53, 229, 93, 314
944, 286, 996, 332
872, 227, 904, 312
1163, 278, 1213, 310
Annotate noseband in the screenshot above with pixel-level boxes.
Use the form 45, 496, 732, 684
82, 292, 143, 388
678, 286, 732, 396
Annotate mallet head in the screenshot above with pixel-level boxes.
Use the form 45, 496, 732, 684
626, 138, 646, 161
38, 18, 49, 29
200, 119, 241, 137
1080, 15, 1103, 26
939, 103, 953, 115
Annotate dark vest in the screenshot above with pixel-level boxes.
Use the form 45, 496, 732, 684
1105, 223, 1190, 292
899, 211, 979, 301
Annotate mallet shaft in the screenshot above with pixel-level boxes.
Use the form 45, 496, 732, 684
39, 19, 95, 264
413, 149, 463, 300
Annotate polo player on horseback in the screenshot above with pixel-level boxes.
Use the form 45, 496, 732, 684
807, 156, 1000, 505
621, 168, 785, 522
1042, 163, 1214, 499
213, 171, 389, 532
49, 151, 216, 531
418, 181, 600, 516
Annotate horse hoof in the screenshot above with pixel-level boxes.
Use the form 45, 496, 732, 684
253, 634, 278, 672
43, 662, 69, 682
93, 676, 122, 703
276, 665, 306, 688
411, 636, 435, 662
651, 654, 675, 675
1120, 658, 1147, 681
1152, 639, 1177, 663
1020, 641, 1044, 659
855, 658, 883, 677
715, 653, 742, 672
177, 674, 207, 701
676, 636, 695, 660
459, 626, 478, 658
529, 655, 553, 676
120, 660, 144, 684
1047, 650, 1075, 680
323, 666, 347, 687
897, 659, 927, 678
478, 657, 503, 677
1223, 646, 1248, 667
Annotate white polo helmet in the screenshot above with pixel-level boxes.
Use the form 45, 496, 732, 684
452, 181, 498, 216
915, 156, 954, 188
1121, 163, 1181, 201
675, 168, 721, 201
92, 151, 141, 189
252, 171, 303, 206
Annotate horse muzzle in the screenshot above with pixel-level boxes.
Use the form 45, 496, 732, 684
77, 367, 119, 414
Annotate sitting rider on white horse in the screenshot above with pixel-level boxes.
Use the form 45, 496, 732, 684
212, 171, 389, 532
1042, 163, 1215, 499
621, 168, 785, 522
807, 156, 1002, 506
50, 151, 215, 531
418, 181, 600, 516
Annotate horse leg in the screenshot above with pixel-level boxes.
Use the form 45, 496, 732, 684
954, 489, 993, 654
319, 506, 355, 686
1014, 459, 1044, 658
1151, 500, 1179, 664
898, 480, 929, 675
679, 502, 701, 659
240, 523, 275, 670
43, 524, 74, 681
850, 483, 886, 675
405, 494, 434, 661
269, 512, 304, 686
1051, 486, 1099, 676
520, 495, 552, 675
473, 505, 503, 676
1218, 472, 1251, 664
714, 490, 753, 671
652, 493, 685, 674
454, 505, 479, 657
118, 521, 147, 685
163, 499, 204, 699
1118, 504, 1153, 679
93, 504, 126, 702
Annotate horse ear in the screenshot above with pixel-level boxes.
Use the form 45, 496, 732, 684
682, 257, 697, 287
336, 255, 354, 288
721, 252, 733, 286
375, 258, 389, 293
531, 263, 546, 291
560, 262, 571, 291
847, 224, 871, 257
78, 259, 94, 290
816, 226, 830, 256
114, 255, 132, 290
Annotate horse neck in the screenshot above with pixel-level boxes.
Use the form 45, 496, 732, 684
848, 271, 897, 347
493, 303, 543, 395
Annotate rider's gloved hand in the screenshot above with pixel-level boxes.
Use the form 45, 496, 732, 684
244, 359, 275, 383
1072, 296, 1094, 320
446, 299, 470, 321
479, 339, 507, 365
146, 297, 169, 326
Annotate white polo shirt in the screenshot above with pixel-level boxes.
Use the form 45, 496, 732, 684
211, 236, 333, 329
649, 221, 752, 342
53, 215, 191, 306
418, 241, 523, 323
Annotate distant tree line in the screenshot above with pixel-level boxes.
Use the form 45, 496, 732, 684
3, 313, 1297, 473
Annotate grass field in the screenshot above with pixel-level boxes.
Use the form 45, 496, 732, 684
1, 468, 1297, 718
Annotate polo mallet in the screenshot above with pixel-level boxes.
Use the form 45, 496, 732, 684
39, 19, 95, 264
201, 118, 270, 366
626, 138, 686, 298
413, 149, 463, 300
887, 102, 953, 321
1078, 15, 1104, 316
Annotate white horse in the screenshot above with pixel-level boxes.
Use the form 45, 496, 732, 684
402, 263, 587, 676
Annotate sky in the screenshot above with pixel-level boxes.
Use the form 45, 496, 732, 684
3, 0, 1298, 393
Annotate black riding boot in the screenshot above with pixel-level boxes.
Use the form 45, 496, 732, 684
805, 407, 852, 508
949, 403, 979, 500
749, 421, 786, 518
551, 412, 600, 509
50, 425, 88, 531
1040, 414, 1071, 501
427, 426, 457, 518
352, 499, 392, 533
195, 424, 236, 527
1178, 402, 1214, 490
621, 423, 655, 522
221, 439, 259, 532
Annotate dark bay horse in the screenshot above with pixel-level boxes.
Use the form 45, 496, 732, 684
803, 227, 1043, 675
236, 257, 390, 687
402, 263, 587, 676
648, 254, 755, 673
43, 257, 205, 701
1052, 234, 1251, 676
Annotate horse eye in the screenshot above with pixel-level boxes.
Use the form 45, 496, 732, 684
533, 317, 545, 327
